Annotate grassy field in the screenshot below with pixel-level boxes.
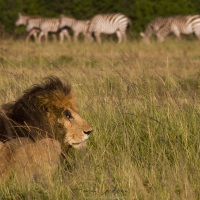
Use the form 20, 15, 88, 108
0, 39, 199, 199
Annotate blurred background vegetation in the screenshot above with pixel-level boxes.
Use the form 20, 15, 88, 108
0, 0, 199, 37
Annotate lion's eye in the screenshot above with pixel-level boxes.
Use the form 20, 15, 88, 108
63, 110, 73, 119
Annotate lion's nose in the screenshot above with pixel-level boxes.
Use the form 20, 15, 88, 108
84, 129, 93, 135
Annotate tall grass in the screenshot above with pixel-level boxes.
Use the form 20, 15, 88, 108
0, 39, 199, 199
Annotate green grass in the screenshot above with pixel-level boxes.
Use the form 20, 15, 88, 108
0, 39, 199, 199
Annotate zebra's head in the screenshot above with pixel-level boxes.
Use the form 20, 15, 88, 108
15, 13, 29, 26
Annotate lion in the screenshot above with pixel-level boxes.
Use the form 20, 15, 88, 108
0, 137, 61, 185
0, 76, 93, 149
0, 76, 92, 184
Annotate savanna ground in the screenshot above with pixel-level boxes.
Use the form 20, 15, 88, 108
0, 38, 199, 199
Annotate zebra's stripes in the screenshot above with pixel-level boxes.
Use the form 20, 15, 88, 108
15, 13, 71, 43
37, 18, 60, 43
88, 13, 131, 43
38, 17, 71, 43
141, 15, 200, 42
15, 13, 40, 42
16, 12, 133, 43
140, 17, 171, 43
166, 15, 200, 40
59, 16, 90, 42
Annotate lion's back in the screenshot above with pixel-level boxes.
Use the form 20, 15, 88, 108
0, 138, 61, 184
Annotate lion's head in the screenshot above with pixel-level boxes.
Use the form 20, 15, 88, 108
0, 76, 92, 149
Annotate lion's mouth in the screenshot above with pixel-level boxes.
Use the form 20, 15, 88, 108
72, 142, 82, 145
72, 141, 86, 146
72, 141, 86, 149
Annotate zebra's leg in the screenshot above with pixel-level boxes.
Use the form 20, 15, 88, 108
156, 34, 165, 42
156, 28, 168, 42
123, 33, 127, 42
26, 31, 33, 43
116, 31, 122, 44
33, 30, 39, 42
173, 31, 181, 40
171, 26, 181, 39
156, 23, 172, 42
59, 30, 71, 43
38, 32, 44, 43
121, 31, 127, 43
194, 30, 200, 40
73, 32, 79, 42
63, 30, 71, 42
52, 34, 57, 42
197, 35, 200, 40
26, 29, 37, 42
94, 32, 101, 43
59, 31, 64, 43
44, 32, 48, 42
83, 32, 90, 42
156, 30, 165, 42
83, 33, 87, 42
86, 32, 94, 42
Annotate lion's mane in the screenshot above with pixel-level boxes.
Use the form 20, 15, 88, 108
0, 76, 76, 143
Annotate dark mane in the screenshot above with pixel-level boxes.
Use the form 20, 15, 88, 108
0, 76, 72, 142
21, 76, 71, 98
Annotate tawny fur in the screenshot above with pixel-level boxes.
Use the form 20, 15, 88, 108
0, 138, 61, 184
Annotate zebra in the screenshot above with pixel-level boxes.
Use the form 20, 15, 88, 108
141, 15, 200, 42
37, 18, 59, 43
87, 13, 131, 44
59, 15, 90, 42
140, 17, 172, 43
26, 17, 71, 43
165, 15, 200, 40
15, 13, 40, 42
16, 13, 70, 43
